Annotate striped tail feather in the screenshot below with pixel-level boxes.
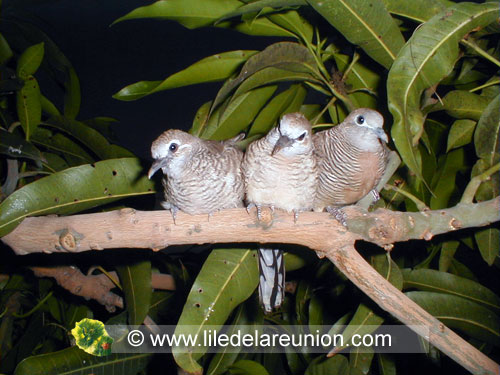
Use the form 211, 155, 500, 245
257, 248, 285, 314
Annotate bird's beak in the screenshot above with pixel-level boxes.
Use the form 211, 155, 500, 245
373, 128, 388, 143
148, 158, 168, 179
272, 135, 293, 156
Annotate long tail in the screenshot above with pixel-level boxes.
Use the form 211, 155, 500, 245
257, 248, 285, 314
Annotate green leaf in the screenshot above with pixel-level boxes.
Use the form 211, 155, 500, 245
438, 240, 459, 272
16, 76, 42, 140
31, 127, 94, 164
430, 148, 465, 209
211, 42, 319, 113
304, 354, 349, 375
117, 260, 152, 325
332, 303, 384, 352
446, 119, 476, 152
190, 100, 212, 137
40, 95, 61, 117
475, 228, 500, 266
113, 0, 241, 29
173, 249, 258, 374
229, 360, 270, 375
382, 0, 453, 23
14, 347, 150, 375
402, 268, 500, 312
333, 53, 380, 109
307, 0, 405, 69
249, 83, 307, 136
406, 291, 500, 346
234, 16, 296, 37
84, 117, 119, 140
114, 51, 258, 101
43, 153, 69, 172
232, 67, 318, 101
350, 348, 374, 375
204, 85, 277, 140
0, 129, 45, 163
43, 116, 134, 159
63, 66, 81, 119
471, 156, 500, 202
207, 301, 263, 375
0, 158, 155, 237
387, 2, 499, 182
267, 10, 313, 43
437, 90, 491, 120
16, 42, 44, 79
0, 32, 13, 64
474, 94, 500, 165
217, 0, 307, 22
377, 353, 396, 375
370, 253, 403, 290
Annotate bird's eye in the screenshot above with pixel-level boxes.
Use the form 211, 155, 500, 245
297, 132, 306, 141
169, 143, 178, 152
356, 115, 365, 125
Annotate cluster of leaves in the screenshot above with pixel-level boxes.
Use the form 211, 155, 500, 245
0, 15, 157, 375
0, 0, 499, 374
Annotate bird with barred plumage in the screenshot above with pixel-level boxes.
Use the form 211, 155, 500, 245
148, 129, 245, 220
313, 108, 389, 224
243, 112, 318, 313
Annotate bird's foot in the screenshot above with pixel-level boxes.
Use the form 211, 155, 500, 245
246, 203, 263, 221
170, 206, 179, 224
326, 206, 347, 227
161, 201, 179, 224
292, 209, 299, 223
370, 189, 380, 203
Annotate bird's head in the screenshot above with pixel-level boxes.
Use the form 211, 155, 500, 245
346, 108, 388, 143
148, 129, 198, 179
272, 112, 313, 156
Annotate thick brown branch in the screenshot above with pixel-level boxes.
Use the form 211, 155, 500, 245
30, 267, 176, 312
327, 245, 498, 375
2, 197, 499, 375
2, 198, 498, 255
31, 266, 123, 312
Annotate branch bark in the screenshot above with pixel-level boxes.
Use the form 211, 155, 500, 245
30, 267, 176, 312
2, 197, 499, 375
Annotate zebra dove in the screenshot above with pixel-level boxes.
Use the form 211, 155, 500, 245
313, 108, 389, 223
148, 130, 245, 219
243, 112, 317, 313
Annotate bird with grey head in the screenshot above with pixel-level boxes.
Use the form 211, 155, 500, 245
313, 108, 389, 224
243, 112, 318, 313
148, 129, 245, 220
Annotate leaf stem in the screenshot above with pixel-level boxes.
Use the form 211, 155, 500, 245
13, 291, 53, 318
469, 79, 500, 93
460, 162, 500, 204
461, 39, 500, 68
383, 184, 429, 211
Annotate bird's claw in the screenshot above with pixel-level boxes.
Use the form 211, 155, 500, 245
370, 189, 380, 203
326, 206, 347, 227
293, 210, 299, 223
171, 206, 179, 224
246, 203, 263, 221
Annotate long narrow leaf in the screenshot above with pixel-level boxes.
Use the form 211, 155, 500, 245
387, 2, 499, 183
307, 0, 405, 68
0, 158, 154, 237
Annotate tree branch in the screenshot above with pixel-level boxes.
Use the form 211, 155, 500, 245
2, 197, 499, 375
30, 267, 176, 312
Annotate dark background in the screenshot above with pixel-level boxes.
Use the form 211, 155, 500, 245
2, 0, 282, 159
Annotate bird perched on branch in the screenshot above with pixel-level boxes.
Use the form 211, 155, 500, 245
243, 112, 317, 313
148, 129, 245, 219
313, 108, 389, 224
